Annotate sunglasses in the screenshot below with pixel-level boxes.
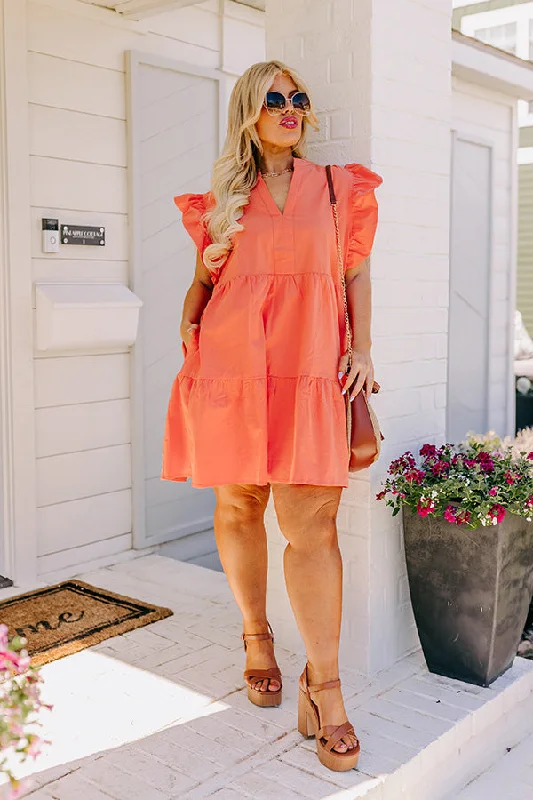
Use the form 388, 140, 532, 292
263, 91, 311, 116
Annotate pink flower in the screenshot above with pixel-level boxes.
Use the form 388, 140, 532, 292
420, 444, 437, 459
417, 498, 436, 517
504, 471, 516, 485
526, 495, 533, 509
527, 452, 533, 460
376, 490, 386, 501
489, 487, 498, 496
444, 506, 456, 523
488, 504, 506, 524
26, 737, 43, 759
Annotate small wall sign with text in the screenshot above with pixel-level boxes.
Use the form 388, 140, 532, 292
61, 225, 106, 246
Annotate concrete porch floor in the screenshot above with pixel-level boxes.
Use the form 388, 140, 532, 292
2, 554, 533, 800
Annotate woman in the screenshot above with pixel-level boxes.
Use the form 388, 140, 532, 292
162, 60, 382, 772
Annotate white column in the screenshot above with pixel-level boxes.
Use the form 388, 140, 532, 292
0, 0, 37, 585
265, 0, 452, 674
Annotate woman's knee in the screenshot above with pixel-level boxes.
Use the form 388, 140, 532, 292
214, 483, 270, 528
272, 485, 341, 550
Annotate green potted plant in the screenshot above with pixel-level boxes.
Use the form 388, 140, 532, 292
377, 435, 533, 687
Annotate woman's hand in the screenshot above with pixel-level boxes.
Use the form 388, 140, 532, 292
180, 321, 200, 350
338, 349, 374, 401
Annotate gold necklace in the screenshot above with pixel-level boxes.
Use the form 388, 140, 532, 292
260, 166, 294, 178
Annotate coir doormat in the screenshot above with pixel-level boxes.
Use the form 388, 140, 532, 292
0, 580, 173, 667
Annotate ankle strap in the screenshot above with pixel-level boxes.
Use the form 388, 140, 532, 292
242, 621, 274, 648
303, 662, 340, 693
242, 632, 273, 643
308, 678, 341, 693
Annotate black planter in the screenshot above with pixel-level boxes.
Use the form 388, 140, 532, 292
402, 506, 533, 686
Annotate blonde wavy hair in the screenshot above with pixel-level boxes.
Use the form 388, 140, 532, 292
203, 60, 318, 273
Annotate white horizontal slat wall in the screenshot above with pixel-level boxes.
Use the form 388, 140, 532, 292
27, 0, 255, 579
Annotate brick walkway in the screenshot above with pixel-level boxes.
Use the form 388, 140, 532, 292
1, 554, 532, 800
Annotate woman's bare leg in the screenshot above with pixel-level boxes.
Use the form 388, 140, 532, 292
213, 483, 280, 692
271, 483, 356, 752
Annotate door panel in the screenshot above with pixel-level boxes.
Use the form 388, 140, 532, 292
128, 53, 219, 549
448, 134, 492, 441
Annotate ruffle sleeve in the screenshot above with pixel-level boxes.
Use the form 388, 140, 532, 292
173, 192, 212, 258
344, 164, 382, 272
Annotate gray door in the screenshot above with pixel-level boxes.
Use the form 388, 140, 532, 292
447, 133, 492, 441
128, 52, 220, 552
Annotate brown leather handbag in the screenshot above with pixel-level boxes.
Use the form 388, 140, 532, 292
326, 165, 383, 472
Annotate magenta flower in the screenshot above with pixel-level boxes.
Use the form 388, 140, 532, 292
488, 504, 506, 524
444, 506, 456, 523
432, 461, 450, 477
417, 498, 436, 517
378, 439, 533, 531
405, 469, 424, 484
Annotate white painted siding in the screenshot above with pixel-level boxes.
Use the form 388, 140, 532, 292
452, 77, 515, 438
27, 0, 265, 578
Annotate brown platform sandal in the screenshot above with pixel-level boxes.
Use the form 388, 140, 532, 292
298, 663, 360, 772
242, 623, 282, 708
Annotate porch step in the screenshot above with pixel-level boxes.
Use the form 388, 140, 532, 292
11, 555, 533, 800
345, 655, 533, 800
456, 729, 533, 799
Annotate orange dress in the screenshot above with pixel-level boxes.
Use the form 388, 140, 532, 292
162, 158, 382, 488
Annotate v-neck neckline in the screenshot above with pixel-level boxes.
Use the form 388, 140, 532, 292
256, 157, 304, 218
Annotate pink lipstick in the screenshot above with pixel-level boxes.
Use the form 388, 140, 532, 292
280, 116, 298, 129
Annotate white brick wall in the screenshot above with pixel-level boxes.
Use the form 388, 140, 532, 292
266, 0, 452, 674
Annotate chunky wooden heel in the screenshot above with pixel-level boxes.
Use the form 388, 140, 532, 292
297, 690, 314, 737
242, 622, 282, 708
298, 663, 360, 772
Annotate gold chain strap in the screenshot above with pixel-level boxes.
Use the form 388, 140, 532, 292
331, 202, 352, 368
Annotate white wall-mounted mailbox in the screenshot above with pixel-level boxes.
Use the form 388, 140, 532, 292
35, 283, 143, 352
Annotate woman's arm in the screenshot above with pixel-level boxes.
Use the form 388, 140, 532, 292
180, 250, 214, 346
338, 259, 375, 401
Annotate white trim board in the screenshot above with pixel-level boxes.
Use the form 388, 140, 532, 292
452, 30, 533, 100
80, 0, 206, 19
0, 0, 38, 584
